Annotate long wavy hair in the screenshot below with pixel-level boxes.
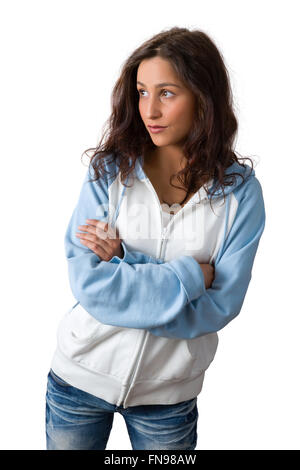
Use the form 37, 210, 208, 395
82, 26, 254, 206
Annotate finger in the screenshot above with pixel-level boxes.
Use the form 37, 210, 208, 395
95, 222, 118, 240
85, 219, 109, 231
82, 220, 118, 240
85, 219, 101, 226
78, 220, 106, 234
77, 224, 95, 234
77, 232, 111, 251
77, 223, 110, 240
78, 237, 112, 259
76, 227, 120, 256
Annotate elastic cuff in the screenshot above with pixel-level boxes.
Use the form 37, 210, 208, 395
109, 241, 127, 264
168, 255, 206, 301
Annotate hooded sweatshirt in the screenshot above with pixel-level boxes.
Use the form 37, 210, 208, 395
50, 153, 266, 408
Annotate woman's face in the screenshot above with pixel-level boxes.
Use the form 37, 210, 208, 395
136, 56, 196, 148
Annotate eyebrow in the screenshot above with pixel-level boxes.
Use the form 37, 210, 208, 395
136, 81, 182, 89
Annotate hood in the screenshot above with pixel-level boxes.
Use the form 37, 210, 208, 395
206, 161, 255, 200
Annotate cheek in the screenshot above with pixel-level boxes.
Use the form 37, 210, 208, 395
171, 107, 194, 129
171, 98, 195, 122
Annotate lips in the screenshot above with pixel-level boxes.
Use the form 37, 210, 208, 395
148, 125, 166, 129
148, 126, 167, 134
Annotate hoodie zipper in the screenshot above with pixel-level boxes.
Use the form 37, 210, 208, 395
120, 179, 170, 407
121, 178, 199, 407
121, 214, 167, 408
158, 226, 168, 259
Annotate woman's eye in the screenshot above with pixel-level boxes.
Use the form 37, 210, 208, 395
161, 89, 173, 97
137, 89, 174, 97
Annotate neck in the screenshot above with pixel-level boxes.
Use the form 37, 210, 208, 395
146, 146, 187, 173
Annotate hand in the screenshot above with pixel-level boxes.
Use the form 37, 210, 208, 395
199, 263, 215, 289
76, 219, 124, 262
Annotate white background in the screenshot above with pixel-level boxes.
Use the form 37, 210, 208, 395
0, 0, 299, 450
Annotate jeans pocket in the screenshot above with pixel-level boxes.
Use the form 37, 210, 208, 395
49, 368, 71, 387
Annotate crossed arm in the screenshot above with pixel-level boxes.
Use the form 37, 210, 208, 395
65, 166, 265, 339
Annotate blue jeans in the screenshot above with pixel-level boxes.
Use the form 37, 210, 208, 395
45, 368, 198, 450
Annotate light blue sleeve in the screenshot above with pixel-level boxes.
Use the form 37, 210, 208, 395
148, 176, 266, 339
65, 162, 207, 329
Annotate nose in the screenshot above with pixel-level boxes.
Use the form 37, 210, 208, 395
144, 95, 162, 119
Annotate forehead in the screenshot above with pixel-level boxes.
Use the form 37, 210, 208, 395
137, 57, 180, 84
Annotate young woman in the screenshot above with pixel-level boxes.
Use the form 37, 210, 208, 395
45, 27, 265, 450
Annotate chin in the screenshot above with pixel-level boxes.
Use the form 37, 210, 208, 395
151, 141, 169, 148
151, 137, 172, 144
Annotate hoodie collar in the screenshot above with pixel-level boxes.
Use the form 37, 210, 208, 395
207, 161, 255, 199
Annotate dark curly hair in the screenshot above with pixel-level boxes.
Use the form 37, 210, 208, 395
82, 26, 254, 206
